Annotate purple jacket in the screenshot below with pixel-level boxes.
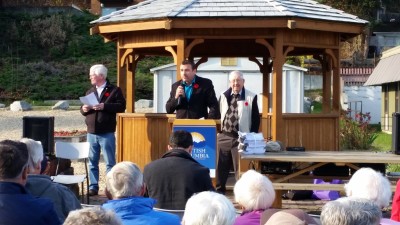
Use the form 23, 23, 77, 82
234, 210, 264, 225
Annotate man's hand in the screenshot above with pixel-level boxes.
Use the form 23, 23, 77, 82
175, 85, 185, 99
93, 103, 104, 111
82, 105, 92, 112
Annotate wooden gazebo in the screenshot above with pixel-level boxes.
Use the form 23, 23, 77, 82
90, 0, 368, 170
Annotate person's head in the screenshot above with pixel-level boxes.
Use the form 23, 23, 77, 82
180, 59, 197, 85
168, 130, 193, 152
64, 206, 122, 225
264, 211, 307, 225
345, 167, 391, 208
0, 140, 29, 185
320, 197, 381, 225
182, 191, 236, 225
89, 64, 108, 86
229, 70, 245, 94
262, 209, 318, 225
105, 161, 144, 199
234, 169, 275, 211
20, 138, 43, 174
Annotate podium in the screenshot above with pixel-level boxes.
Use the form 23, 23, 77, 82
173, 119, 217, 178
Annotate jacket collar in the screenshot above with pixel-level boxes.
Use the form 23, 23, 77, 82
162, 149, 199, 164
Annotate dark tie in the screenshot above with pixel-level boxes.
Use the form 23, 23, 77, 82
223, 94, 239, 132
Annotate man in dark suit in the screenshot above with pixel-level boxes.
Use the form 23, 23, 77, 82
143, 130, 215, 210
165, 59, 220, 119
217, 70, 260, 194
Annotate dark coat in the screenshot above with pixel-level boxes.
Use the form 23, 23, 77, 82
165, 75, 220, 119
143, 149, 215, 210
0, 182, 61, 225
80, 81, 126, 134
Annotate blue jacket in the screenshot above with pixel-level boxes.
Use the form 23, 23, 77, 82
102, 196, 181, 225
0, 182, 60, 225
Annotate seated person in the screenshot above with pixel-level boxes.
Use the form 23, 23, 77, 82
21, 138, 81, 223
345, 167, 400, 224
320, 197, 381, 225
0, 140, 60, 225
143, 130, 214, 209
233, 169, 275, 225
182, 191, 236, 225
103, 161, 181, 225
261, 209, 318, 225
264, 210, 313, 225
64, 206, 122, 225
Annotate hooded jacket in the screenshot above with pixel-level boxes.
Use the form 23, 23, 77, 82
103, 196, 181, 225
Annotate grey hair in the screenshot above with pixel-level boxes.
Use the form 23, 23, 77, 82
320, 197, 381, 225
228, 70, 244, 81
234, 169, 275, 211
64, 206, 122, 225
105, 161, 143, 198
345, 167, 391, 208
182, 191, 236, 225
90, 64, 108, 79
20, 138, 43, 173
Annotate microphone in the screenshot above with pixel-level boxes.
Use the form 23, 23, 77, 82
177, 83, 185, 106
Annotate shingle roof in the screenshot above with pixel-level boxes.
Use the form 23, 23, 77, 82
91, 0, 367, 25
364, 46, 400, 86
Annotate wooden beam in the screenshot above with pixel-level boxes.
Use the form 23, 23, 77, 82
256, 39, 275, 58
96, 20, 172, 34
165, 46, 177, 64
185, 39, 204, 58
272, 31, 284, 142
176, 37, 185, 81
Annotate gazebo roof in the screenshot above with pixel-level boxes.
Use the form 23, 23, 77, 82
91, 0, 367, 25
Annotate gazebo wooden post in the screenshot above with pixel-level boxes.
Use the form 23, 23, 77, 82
322, 54, 332, 114
272, 31, 284, 142
117, 47, 127, 99
175, 37, 185, 80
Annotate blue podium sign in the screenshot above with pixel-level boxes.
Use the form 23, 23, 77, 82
173, 120, 217, 178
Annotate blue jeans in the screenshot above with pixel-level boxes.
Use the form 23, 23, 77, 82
87, 132, 116, 191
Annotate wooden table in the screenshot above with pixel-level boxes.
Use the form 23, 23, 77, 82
239, 150, 400, 207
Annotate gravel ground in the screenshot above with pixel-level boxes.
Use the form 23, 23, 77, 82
0, 109, 86, 141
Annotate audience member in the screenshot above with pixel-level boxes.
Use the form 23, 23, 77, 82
233, 169, 275, 225
0, 140, 60, 225
261, 209, 318, 225
320, 197, 381, 225
264, 211, 307, 225
217, 70, 260, 194
64, 206, 122, 225
392, 179, 400, 221
345, 167, 400, 224
103, 161, 180, 225
182, 191, 236, 225
143, 130, 214, 209
21, 138, 81, 223
165, 59, 220, 119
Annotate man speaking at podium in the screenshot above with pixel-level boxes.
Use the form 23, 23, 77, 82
166, 59, 220, 119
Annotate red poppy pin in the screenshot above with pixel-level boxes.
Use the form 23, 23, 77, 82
245, 102, 249, 106
104, 92, 110, 97
193, 83, 199, 89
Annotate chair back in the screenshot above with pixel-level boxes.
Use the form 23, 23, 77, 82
55, 142, 90, 160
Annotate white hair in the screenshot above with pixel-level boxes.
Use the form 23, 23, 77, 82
320, 197, 381, 225
106, 161, 143, 198
64, 206, 122, 225
20, 138, 43, 173
228, 70, 244, 81
182, 191, 236, 225
234, 169, 275, 211
345, 167, 391, 208
90, 64, 108, 79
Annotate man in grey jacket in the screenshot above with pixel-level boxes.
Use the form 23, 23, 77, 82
22, 138, 81, 223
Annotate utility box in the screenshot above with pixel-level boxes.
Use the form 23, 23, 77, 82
392, 112, 400, 155
22, 116, 55, 156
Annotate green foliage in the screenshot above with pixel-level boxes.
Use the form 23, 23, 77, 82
339, 110, 378, 150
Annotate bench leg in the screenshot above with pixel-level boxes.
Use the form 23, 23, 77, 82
272, 190, 283, 208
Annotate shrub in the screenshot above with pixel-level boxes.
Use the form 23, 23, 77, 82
339, 110, 378, 150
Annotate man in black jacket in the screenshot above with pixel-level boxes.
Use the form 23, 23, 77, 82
143, 130, 215, 210
80, 64, 126, 196
165, 59, 220, 119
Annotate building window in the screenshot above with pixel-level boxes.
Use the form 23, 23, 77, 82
221, 58, 237, 66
